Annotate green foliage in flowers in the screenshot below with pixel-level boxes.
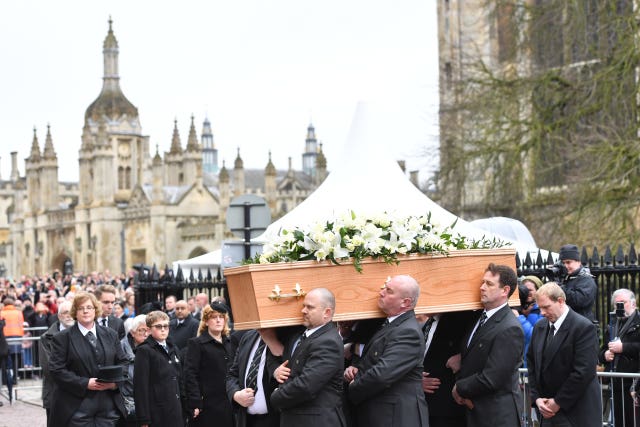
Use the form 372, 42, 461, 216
248, 212, 508, 272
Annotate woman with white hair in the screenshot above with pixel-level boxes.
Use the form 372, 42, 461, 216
120, 314, 148, 426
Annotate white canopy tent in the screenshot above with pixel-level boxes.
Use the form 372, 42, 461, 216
258, 102, 541, 256
172, 249, 221, 279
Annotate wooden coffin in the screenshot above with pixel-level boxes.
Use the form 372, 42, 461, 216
224, 248, 518, 330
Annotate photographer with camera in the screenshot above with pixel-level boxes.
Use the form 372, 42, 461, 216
552, 244, 597, 322
600, 289, 640, 427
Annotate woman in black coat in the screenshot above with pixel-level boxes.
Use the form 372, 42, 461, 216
134, 311, 185, 427
184, 302, 237, 427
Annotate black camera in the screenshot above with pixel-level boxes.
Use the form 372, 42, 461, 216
545, 260, 567, 282
616, 301, 626, 318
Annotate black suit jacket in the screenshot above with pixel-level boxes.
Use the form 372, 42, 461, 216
49, 323, 127, 427
349, 310, 428, 427
226, 329, 281, 427
169, 315, 199, 351
456, 305, 523, 427
423, 311, 475, 419
100, 315, 125, 340
527, 308, 601, 427
270, 322, 346, 427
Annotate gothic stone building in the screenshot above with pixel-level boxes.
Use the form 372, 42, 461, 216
0, 20, 327, 277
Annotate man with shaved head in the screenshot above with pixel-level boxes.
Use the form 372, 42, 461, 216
346, 275, 429, 426
168, 299, 199, 352
271, 288, 346, 426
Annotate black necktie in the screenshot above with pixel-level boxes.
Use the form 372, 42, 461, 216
545, 324, 555, 348
292, 332, 307, 355
246, 339, 266, 391
101, 318, 107, 327
161, 343, 169, 353
86, 331, 97, 348
478, 312, 488, 329
423, 317, 435, 340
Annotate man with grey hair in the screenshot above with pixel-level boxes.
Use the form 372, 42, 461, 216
39, 299, 75, 424
599, 288, 640, 427
345, 275, 429, 426
527, 282, 600, 427
271, 287, 346, 426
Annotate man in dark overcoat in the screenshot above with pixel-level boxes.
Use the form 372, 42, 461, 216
271, 288, 346, 427
346, 275, 428, 427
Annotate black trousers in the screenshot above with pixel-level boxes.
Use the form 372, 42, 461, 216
246, 413, 279, 427
69, 391, 120, 427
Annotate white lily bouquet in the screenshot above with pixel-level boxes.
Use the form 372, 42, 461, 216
254, 211, 507, 272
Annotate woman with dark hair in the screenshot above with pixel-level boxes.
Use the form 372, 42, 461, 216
184, 302, 237, 427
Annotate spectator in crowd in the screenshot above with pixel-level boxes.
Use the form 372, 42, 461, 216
421, 311, 476, 427
169, 300, 199, 353
527, 282, 601, 426
522, 276, 542, 316
187, 297, 196, 317
165, 295, 177, 320
514, 283, 539, 367
557, 244, 597, 322
271, 288, 346, 427
600, 288, 640, 427
120, 314, 148, 427
134, 310, 184, 427
113, 301, 127, 321
453, 264, 524, 427
193, 293, 209, 320
0, 314, 7, 407
184, 302, 237, 427
49, 291, 128, 427
40, 300, 74, 424
227, 327, 284, 427
95, 284, 126, 340
1, 297, 25, 383
124, 292, 135, 318
346, 276, 428, 427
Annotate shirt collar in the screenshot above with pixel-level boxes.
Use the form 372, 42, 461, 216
551, 305, 570, 331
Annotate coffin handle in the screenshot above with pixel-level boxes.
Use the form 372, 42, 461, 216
269, 283, 307, 302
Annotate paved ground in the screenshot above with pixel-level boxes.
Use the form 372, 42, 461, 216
0, 379, 46, 426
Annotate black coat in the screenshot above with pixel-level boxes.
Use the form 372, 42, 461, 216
49, 324, 127, 427
561, 267, 597, 321
226, 329, 282, 427
271, 322, 346, 427
184, 332, 237, 427
134, 336, 185, 427
423, 311, 476, 420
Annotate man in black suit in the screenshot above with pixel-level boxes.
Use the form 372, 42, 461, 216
168, 300, 199, 352
528, 282, 601, 427
421, 311, 475, 427
346, 275, 429, 427
49, 291, 127, 427
39, 300, 75, 425
453, 263, 523, 427
95, 285, 125, 340
600, 288, 640, 427
227, 328, 284, 427
271, 288, 346, 427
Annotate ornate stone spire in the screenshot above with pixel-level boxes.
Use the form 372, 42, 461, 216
84, 18, 138, 122
43, 124, 57, 159
219, 160, 229, 182
234, 147, 243, 169
265, 151, 276, 176
170, 119, 182, 154
186, 115, 199, 152
29, 127, 41, 161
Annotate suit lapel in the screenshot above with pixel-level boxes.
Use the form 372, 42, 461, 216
466, 306, 507, 353
362, 312, 412, 358
69, 325, 96, 375
542, 311, 572, 371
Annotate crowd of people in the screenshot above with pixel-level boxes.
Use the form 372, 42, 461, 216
0, 242, 638, 427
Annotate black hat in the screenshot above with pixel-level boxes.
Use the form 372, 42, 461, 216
97, 365, 127, 383
559, 244, 580, 261
210, 300, 230, 314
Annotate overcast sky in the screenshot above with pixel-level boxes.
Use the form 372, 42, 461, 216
0, 1, 439, 183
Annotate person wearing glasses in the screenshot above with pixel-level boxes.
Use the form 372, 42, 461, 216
134, 310, 185, 427
184, 301, 237, 427
119, 314, 148, 427
48, 291, 128, 427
